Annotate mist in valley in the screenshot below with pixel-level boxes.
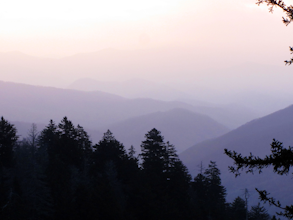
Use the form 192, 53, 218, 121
1, 0, 293, 219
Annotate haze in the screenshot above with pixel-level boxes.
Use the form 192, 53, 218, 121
1, 0, 293, 214
1, 0, 293, 116
0, 0, 291, 59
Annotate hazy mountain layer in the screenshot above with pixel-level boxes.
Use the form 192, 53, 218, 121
0, 81, 199, 129
1, 81, 230, 150
68, 78, 260, 129
1, 49, 293, 116
68, 78, 195, 101
103, 108, 229, 153
179, 100, 260, 129
180, 104, 293, 209
12, 108, 229, 154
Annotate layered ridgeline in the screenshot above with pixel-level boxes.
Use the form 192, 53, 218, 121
0, 80, 194, 129
68, 78, 194, 101
1, 49, 292, 119
1, 81, 229, 152
68, 78, 260, 129
180, 104, 293, 211
103, 108, 229, 153
12, 108, 229, 154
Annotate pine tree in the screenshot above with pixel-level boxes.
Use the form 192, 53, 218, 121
14, 138, 54, 220
204, 161, 227, 220
38, 120, 58, 162
229, 196, 246, 220
164, 142, 191, 218
38, 117, 93, 220
249, 203, 270, 220
90, 130, 131, 219
0, 117, 18, 219
0, 117, 18, 168
192, 163, 208, 219
139, 128, 192, 220
93, 130, 127, 168
140, 128, 168, 177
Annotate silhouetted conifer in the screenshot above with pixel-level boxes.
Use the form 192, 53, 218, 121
0, 116, 18, 168
139, 128, 192, 220
14, 138, 54, 220
227, 196, 246, 220
249, 203, 270, 220
204, 161, 227, 220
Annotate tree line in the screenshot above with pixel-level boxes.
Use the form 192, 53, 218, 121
0, 116, 274, 220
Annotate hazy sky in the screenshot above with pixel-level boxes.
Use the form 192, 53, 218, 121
1, 0, 293, 118
0, 0, 292, 62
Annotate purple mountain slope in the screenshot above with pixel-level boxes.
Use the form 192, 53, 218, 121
103, 108, 230, 153
180, 104, 293, 212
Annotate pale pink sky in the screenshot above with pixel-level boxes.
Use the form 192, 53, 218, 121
1, 0, 293, 114
0, 0, 292, 63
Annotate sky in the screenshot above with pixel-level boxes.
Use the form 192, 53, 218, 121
0, 0, 292, 61
1, 0, 293, 112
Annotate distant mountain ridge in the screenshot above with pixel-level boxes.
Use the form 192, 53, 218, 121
1, 81, 230, 151
11, 108, 229, 154
1, 80, 258, 130
68, 78, 194, 101
180, 104, 293, 210
1, 49, 293, 119
67, 78, 260, 129
103, 108, 230, 153
0, 81, 197, 129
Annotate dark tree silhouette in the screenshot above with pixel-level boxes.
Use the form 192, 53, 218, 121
38, 117, 93, 220
225, 139, 293, 219
0, 117, 19, 219
140, 128, 192, 220
91, 130, 139, 219
0, 117, 18, 168
204, 161, 227, 220
14, 138, 54, 220
191, 161, 227, 220
0, 117, 252, 219
191, 164, 208, 219
228, 196, 247, 220
249, 203, 270, 220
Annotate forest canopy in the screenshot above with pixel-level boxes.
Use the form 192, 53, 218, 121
0, 116, 272, 220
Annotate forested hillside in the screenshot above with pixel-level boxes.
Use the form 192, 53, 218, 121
0, 117, 272, 220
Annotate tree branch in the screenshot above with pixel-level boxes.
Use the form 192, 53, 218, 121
256, 0, 293, 65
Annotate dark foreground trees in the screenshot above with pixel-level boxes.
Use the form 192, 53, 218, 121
191, 161, 227, 220
140, 128, 191, 220
0, 117, 18, 168
225, 139, 293, 219
0, 116, 272, 219
0, 117, 19, 218
228, 196, 247, 220
249, 203, 271, 220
